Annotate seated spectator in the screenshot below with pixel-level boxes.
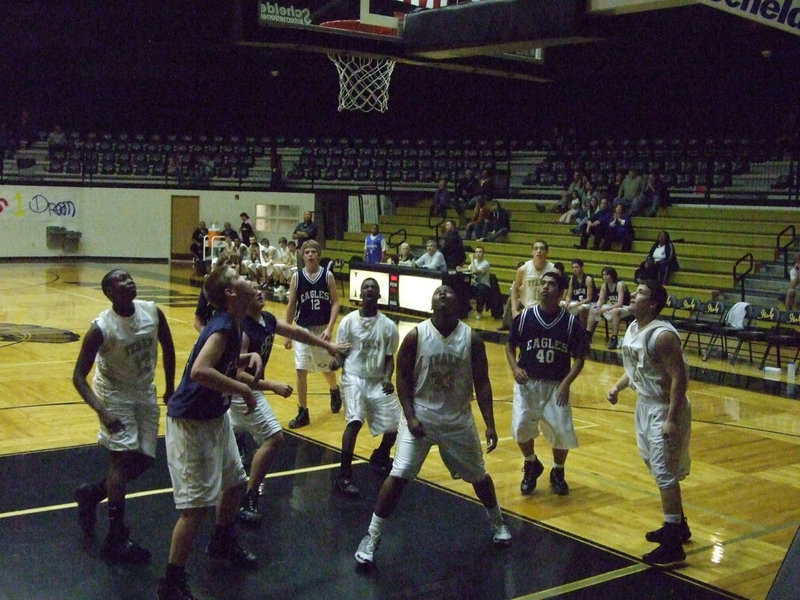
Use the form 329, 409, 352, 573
557, 170, 583, 213
272, 240, 297, 292
636, 230, 679, 285
630, 172, 669, 217
456, 169, 480, 212
364, 223, 387, 264
560, 258, 597, 328
557, 190, 583, 224
786, 254, 800, 310
430, 178, 457, 219
576, 196, 612, 250
242, 240, 265, 285
478, 168, 494, 204
440, 219, 466, 270
414, 239, 446, 271
46, 124, 68, 159
189, 221, 208, 259
607, 171, 624, 203
572, 195, 599, 235
464, 198, 490, 240
600, 202, 635, 251
458, 246, 492, 319
586, 266, 631, 350
616, 168, 644, 211
393, 242, 416, 267
390, 242, 417, 267
221, 221, 239, 242
483, 200, 511, 242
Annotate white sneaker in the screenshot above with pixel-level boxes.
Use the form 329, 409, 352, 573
491, 522, 512, 547
355, 533, 380, 565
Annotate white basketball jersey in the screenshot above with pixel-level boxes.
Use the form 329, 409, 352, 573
413, 319, 474, 422
520, 260, 557, 308
621, 318, 688, 402
93, 300, 159, 391
337, 311, 399, 379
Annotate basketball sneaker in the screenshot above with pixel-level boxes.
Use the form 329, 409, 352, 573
520, 458, 544, 495
646, 518, 691, 544
491, 522, 512, 547
333, 475, 360, 498
549, 468, 570, 495
608, 335, 618, 350
206, 529, 257, 569
101, 528, 151, 564
369, 449, 393, 475
288, 407, 310, 429
642, 541, 686, 566
238, 490, 262, 527
74, 483, 101, 534
330, 387, 342, 413
156, 573, 196, 600
354, 533, 380, 566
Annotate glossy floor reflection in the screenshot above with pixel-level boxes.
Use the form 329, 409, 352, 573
1, 435, 742, 600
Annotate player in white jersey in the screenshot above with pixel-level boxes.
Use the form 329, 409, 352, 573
354, 285, 511, 568
607, 279, 692, 567
499, 239, 557, 330
331, 278, 401, 498
73, 269, 176, 564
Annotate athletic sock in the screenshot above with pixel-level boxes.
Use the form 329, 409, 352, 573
485, 504, 504, 527
368, 513, 386, 540
664, 513, 682, 524
524, 454, 538, 463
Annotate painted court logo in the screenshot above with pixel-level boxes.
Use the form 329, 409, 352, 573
0, 323, 80, 345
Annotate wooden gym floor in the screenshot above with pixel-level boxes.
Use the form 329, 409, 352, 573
1, 261, 798, 599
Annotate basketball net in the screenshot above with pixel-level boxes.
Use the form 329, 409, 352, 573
327, 54, 396, 113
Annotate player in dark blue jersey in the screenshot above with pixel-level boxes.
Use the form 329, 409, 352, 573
284, 240, 342, 429
505, 272, 587, 497
158, 264, 262, 600
233, 282, 347, 526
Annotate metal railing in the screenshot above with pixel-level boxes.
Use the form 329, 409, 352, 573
777, 225, 797, 278
733, 253, 754, 302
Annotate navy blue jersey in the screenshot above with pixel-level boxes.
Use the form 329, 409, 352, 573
508, 305, 586, 380
242, 311, 278, 367
569, 273, 594, 303
294, 268, 332, 327
604, 281, 630, 305
167, 311, 241, 420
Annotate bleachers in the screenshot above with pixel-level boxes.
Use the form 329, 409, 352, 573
322, 201, 800, 309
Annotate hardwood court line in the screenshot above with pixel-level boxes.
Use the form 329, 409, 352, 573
0, 461, 362, 521
511, 564, 649, 600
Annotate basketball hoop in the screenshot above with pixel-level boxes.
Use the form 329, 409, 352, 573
322, 20, 398, 113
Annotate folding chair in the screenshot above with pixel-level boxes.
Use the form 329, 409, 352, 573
729, 304, 779, 366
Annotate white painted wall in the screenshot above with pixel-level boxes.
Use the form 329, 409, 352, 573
0, 185, 314, 259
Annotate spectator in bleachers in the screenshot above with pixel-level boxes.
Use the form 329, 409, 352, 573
786, 254, 800, 310
456, 169, 480, 212
46, 124, 68, 159
430, 178, 455, 219
636, 231, 679, 285
575, 196, 612, 250
630, 173, 669, 217
483, 200, 511, 242
414, 239, 446, 271
617, 168, 644, 210
364, 223, 387, 264
557, 190, 583, 224
393, 242, 416, 267
13, 107, 36, 144
292, 210, 318, 246
560, 258, 597, 328
458, 245, 492, 319
557, 170, 583, 213
601, 202, 635, 252
440, 219, 466, 270
571, 194, 599, 235
586, 266, 631, 350
464, 197, 490, 240
270, 147, 283, 190
478, 168, 494, 204
607, 171, 624, 203
239, 212, 254, 246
